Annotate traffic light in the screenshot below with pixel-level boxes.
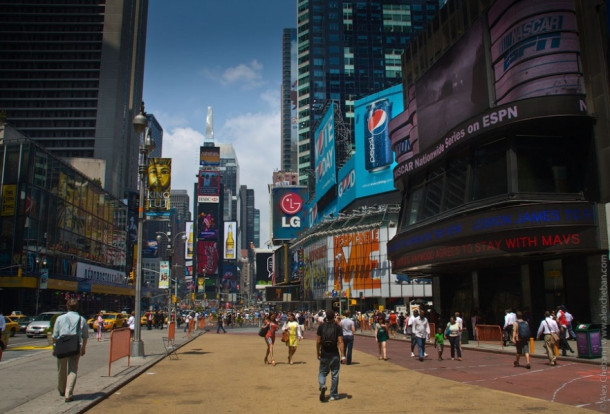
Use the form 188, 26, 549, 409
128, 270, 135, 283
17, 266, 22, 278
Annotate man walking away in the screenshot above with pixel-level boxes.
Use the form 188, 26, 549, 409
512, 311, 531, 369
536, 311, 560, 366
340, 311, 355, 365
52, 299, 88, 402
316, 309, 345, 402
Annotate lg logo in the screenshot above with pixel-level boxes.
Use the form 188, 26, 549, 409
280, 192, 303, 228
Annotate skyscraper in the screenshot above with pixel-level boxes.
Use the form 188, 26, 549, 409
238, 185, 256, 252
281, 28, 298, 172
219, 143, 240, 221
0, 0, 149, 198
296, 0, 443, 184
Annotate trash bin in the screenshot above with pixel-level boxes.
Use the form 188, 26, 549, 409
461, 330, 469, 345
575, 324, 602, 358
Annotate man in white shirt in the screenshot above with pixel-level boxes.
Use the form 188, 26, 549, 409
536, 311, 560, 366
503, 309, 517, 346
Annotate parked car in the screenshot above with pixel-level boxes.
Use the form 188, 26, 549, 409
26, 312, 64, 337
17, 316, 34, 333
5, 316, 19, 337
93, 312, 126, 331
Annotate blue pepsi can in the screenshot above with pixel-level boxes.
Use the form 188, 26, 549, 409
364, 99, 393, 171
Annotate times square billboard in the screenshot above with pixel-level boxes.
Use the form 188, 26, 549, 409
390, 0, 586, 185
314, 104, 336, 199
271, 186, 308, 241
353, 84, 403, 199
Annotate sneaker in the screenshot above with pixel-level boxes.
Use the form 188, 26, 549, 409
526, 364, 531, 369
329, 395, 339, 401
411, 352, 415, 357
424, 353, 428, 357
513, 361, 519, 367
319, 386, 327, 402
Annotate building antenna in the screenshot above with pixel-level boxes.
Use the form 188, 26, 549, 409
205, 106, 214, 143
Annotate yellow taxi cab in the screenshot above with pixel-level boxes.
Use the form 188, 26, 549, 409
93, 312, 126, 331
4, 316, 19, 337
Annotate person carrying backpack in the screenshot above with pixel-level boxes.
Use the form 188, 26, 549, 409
511, 311, 531, 369
316, 309, 345, 402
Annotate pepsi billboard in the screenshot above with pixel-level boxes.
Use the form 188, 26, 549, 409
271, 186, 308, 241
314, 104, 336, 199
354, 84, 403, 198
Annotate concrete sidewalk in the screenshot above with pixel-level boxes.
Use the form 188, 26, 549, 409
3, 325, 204, 414
353, 327, 604, 365
85, 329, 591, 414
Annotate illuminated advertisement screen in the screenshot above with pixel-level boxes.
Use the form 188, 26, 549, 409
221, 262, 239, 293
200, 146, 220, 167
146, 158, 171, 220
314, 104, 336, 198
353, 84, 403, 198
185, 221, 194, 260
336, 157, 356, 211
254, 251, 273, 284
197, 203, 220, 240
198, 169, 220, 203
271, 187, 308, 241
223, 221, 237, 260
414, 19, 488, 153
197, 240, 219, 276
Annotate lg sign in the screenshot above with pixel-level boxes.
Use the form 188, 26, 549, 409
280, 192, 303, 228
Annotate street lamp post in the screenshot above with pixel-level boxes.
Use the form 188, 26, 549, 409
335, 253, 343, 316
132, 103, 155, 357
156, 231, 186, 323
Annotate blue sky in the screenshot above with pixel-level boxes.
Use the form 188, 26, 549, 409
143, 0, 297, 246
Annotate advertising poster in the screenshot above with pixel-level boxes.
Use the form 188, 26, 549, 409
271, 187, 307, 241
314, 104, 336, 198
221, 262, 238, 293
159, 260, 170, 289
223, 221, 237, 260
185, 221, 194, 260
198, 169, 220, 203
146, 158, 171, 220
197, 203, 219, 240
200, 146, 220, 167
354, 84, 403, 198
197, 240, 219, 276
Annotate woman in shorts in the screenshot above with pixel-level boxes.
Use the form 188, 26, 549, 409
263, 312, 279, 366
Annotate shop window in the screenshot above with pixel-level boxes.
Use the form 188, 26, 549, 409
470, 140, 507, 201
515, 136, 580, 193
443, 154, 468, 211
403, 185, 424, 226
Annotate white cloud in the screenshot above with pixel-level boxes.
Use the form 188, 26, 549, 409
219, 106, 281, 246
220, 60, 264, 88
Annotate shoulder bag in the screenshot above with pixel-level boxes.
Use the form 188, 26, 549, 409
54, 315, 81, 359
281, 328, 290, 342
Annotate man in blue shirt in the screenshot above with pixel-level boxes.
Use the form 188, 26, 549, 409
52, 299, 88, 402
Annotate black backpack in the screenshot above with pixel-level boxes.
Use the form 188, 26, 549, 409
321, 322, 337, 349
517, 321, 530, 339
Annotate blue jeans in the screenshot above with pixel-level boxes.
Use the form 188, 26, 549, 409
343, 335, 354, 364
416, 336, 426, 359
449, 335, 461, 358
318, 354, 340, 397
217, 323, 226, 333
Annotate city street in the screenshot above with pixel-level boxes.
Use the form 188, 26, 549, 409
87, 327, 606, 413
2, 325, 607, 413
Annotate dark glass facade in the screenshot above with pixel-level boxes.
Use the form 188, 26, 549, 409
0, 132, 132, 315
